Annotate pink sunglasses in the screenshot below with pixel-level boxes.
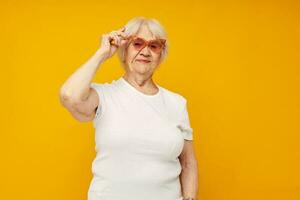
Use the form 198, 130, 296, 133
110, 34, 166, 63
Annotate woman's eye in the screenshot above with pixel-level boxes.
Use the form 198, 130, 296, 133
150, 43, 161, 49
134, 42, 142, 46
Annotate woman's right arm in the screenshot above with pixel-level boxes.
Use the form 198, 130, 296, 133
59, 27, 128, 122
59, 48, 107, 122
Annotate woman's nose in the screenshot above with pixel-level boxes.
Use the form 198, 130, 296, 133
139, 46, 151, 57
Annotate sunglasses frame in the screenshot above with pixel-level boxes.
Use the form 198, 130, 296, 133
124, 35, 167, 63
126, 35, 166, 52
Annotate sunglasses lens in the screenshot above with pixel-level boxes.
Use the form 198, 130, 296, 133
130, 37, 165, 53
132, 38, 145, 50
149, 41, 163, 53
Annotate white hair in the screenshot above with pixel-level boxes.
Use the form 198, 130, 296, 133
117, 16, 169, 68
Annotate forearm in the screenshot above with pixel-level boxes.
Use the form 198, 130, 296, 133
180, 161, 199, 200
60, 48, 107, 102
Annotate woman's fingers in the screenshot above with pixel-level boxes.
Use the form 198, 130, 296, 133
109, 32, 118, 45
110, 35, 119, 46
114, 32, 123, 46
112, 30, 127, 39
107, 27, 128, 47
120, 39, 127, 47
113, 32, 127, 46
119, 32, 127, 38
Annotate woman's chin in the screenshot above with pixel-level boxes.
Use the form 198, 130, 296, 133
133, 64, 151, 72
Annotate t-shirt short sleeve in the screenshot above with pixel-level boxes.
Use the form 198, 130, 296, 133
177, 98, 194, 141
90, 82, 107, 126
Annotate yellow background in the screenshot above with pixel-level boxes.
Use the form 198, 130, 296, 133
1, 0, 299, 199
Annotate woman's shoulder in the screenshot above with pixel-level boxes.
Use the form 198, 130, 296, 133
90, 79, 116, 87
90, 78, 119, 91
159, 86, 187, 105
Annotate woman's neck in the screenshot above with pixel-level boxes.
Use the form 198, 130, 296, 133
122, 74, 159, 95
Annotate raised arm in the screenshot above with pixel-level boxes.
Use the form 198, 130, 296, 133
59, 49, 107, 122
59, 27, 128, 122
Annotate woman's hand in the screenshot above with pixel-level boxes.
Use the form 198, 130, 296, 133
98, 27, 128, 60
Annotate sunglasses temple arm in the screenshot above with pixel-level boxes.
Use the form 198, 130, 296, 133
131, 46, 146, 63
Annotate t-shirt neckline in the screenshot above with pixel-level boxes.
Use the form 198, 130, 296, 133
119, 76, 162, 98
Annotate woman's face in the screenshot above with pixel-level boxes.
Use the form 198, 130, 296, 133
124, 24, 163, 75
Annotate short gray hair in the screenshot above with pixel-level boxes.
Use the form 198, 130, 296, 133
117, 16, 169, 68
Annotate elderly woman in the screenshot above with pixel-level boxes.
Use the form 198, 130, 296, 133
59, 16, 198, 200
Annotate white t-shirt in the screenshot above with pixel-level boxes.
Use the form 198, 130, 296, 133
88, 76, 193, 200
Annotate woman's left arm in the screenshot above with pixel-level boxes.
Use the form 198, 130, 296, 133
179, 140, 199, 200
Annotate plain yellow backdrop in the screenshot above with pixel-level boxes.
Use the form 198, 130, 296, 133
1, 0, 299, 199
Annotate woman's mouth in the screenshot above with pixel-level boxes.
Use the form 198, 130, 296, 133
136, 59, 151, 63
